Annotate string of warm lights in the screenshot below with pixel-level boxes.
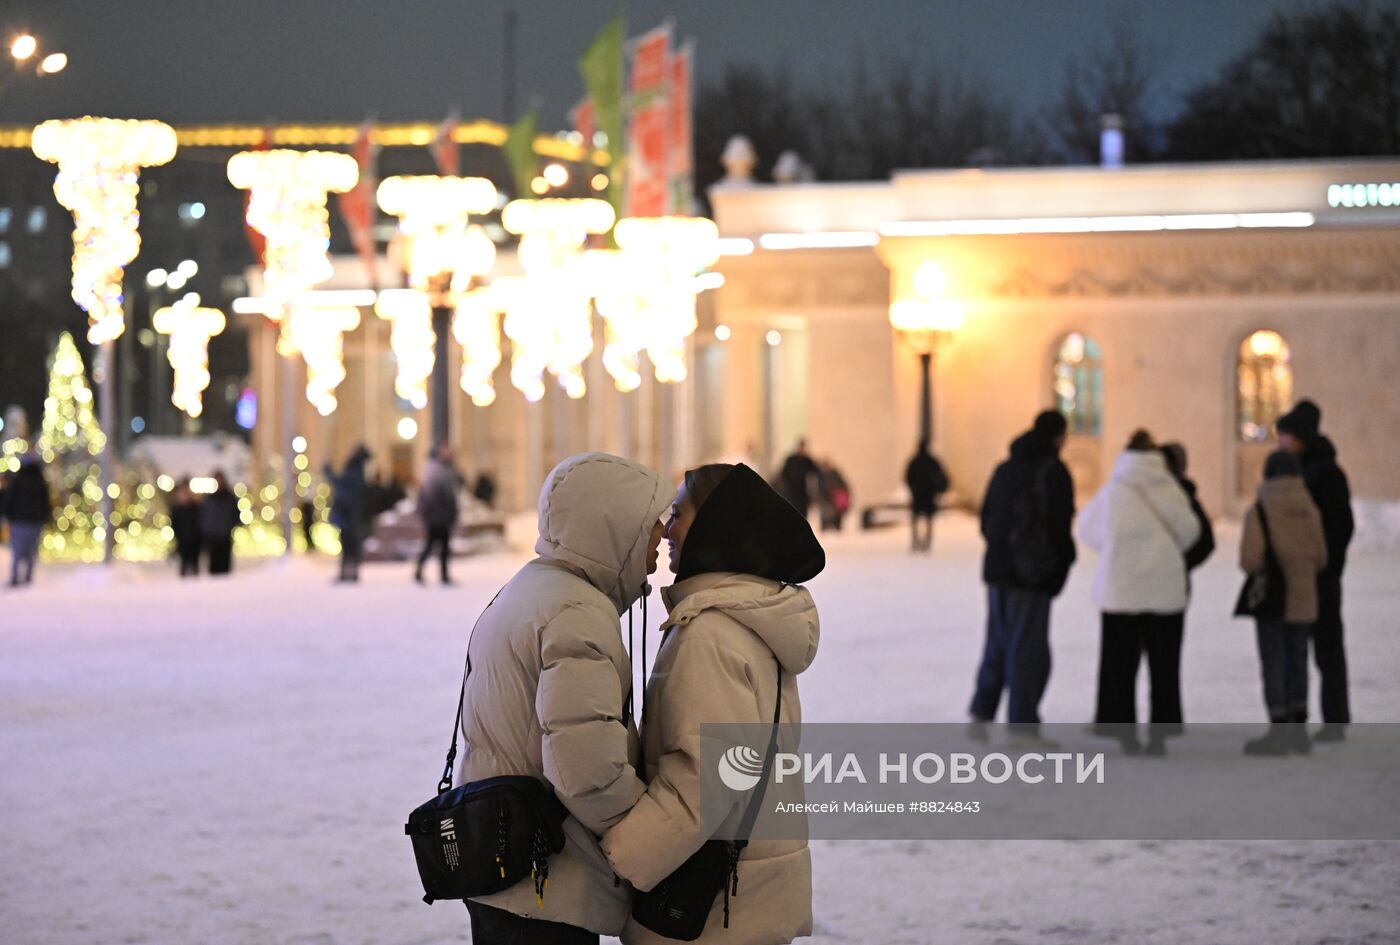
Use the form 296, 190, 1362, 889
452, 287, 503, 407
374, 289, 436, 409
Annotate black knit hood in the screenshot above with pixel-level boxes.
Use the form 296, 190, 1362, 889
674, 463, 826, 584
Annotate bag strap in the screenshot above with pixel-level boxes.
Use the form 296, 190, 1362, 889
733, 667, 783, 849
438, 585, 506, 794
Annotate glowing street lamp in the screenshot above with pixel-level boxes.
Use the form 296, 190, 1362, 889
10, 35, 37, 60
152, 293, 226, 419
376, 174, 498, 447
889, 261, 965, 445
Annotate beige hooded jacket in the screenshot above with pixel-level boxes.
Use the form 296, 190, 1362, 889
1241, 476, 1328, 624
454, 452, 669, 934
603, 572, 821, 945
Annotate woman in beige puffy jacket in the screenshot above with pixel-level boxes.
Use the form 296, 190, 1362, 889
1239, 449, 1328, 756
603, 463, 825, 945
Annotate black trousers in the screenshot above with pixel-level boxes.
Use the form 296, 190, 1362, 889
1311, 575, 1350, 724
466, 901, 598, 945
205, 537, 233, 575
1256, 618, 1310, 721
177, 543, 200, 576
1095, 612, 1184, 737
417, 525, 451, 580
339, 528, 363, 581
910, 511, 935, 550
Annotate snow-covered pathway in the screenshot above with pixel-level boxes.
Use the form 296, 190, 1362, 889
2, 514, 1397, 944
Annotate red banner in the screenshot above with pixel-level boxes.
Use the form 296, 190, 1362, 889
571, 96, 596, 154
432, 113, 460, 177
336, 120, 379, 289
669, 42, 694, 214
626, 26, 672, 218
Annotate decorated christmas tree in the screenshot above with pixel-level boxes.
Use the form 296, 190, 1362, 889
38, 331, 105, 460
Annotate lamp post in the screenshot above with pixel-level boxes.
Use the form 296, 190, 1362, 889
3, 34, 67, 97
376, 175, 498, 450
889, 262, 963, 446
31, 117, 177, 564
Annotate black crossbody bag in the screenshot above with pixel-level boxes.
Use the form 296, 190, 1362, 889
404, 646, 570, 906
1234, 503, 1287, 619
630, 669, 783, 941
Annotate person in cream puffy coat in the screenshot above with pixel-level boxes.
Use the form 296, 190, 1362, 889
603, 463, 825, 945
455, 452, 669, 942
1078, 431, 1201, 754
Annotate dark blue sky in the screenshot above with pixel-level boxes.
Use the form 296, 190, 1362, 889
2, 1, 1395, 130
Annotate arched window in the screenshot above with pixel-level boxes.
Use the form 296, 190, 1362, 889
1237, 330, 1293, 442
1053, 332, 1103, 436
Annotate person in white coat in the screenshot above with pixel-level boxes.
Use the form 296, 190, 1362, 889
455, 452, 670, 944
603, 463, 824, 945
1078, 430, 1201, 754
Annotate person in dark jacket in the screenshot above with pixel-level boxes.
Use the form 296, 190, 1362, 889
4, 453, 51, 587
169, 480, 202, 577
325, 445, 372, 583
969, 410, 1076, 740
472, 470, 498, 509
1276, 400, 1355, 741
414, 443, 460, 585
778, 439, 820, 517
905, 440, 950, 553
1160, 443, 1215, 576
198, 471, 240, 576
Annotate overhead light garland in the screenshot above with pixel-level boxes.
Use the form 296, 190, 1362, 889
374, 289, 436, 409
31, 118, 178, 345
280, 305, 361, 416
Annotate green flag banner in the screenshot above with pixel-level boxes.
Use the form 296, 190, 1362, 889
579, 13, 625, 221
503, 109, 539, 199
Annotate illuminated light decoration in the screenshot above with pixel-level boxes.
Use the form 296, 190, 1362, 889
582, 249, 645, 392
375, 175, 497, 292
375, 290, 436, 409
38, 331, 105, 459
376, 176, 499, 412
716, 237, 755, 256
232, 289, 377, 314
879, 212, 1315, 237
31, 118, 178, 344
152, 294, 226, 418
397, 416, 419, 440
452, 286, 503, 407
501, 198, 615, 399
227, 150, 358, 333
278, 305, 361, 416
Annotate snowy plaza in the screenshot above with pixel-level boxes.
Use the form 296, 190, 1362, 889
3, 514, 1400, 945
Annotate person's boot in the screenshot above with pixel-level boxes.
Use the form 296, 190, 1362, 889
1144, 733, 1168, 757
1243, 722, 1290, 756
1313, 722, 1347, 744
413, 568, 424, 585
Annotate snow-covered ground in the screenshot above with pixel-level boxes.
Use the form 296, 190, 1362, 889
2, 513, 1398, 945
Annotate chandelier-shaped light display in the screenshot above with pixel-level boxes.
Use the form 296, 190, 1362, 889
376, 176, 498, 292
277, 305, 361, 416
452, 286, 503, 407
500, 198, 615, 400
227, 149, 358, 308
374, 289, 436, 409
612, 216, 720, 383
376, 176, 499, 410
152, 293, 226, 418
582, 248, 647, 392
31, 118, 178, 345
227, 149, 358, 411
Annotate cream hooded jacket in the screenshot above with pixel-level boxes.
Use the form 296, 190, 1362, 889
1077, 450, 1201, 614
603, 572, 820, 945
454, 452, 669, 934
